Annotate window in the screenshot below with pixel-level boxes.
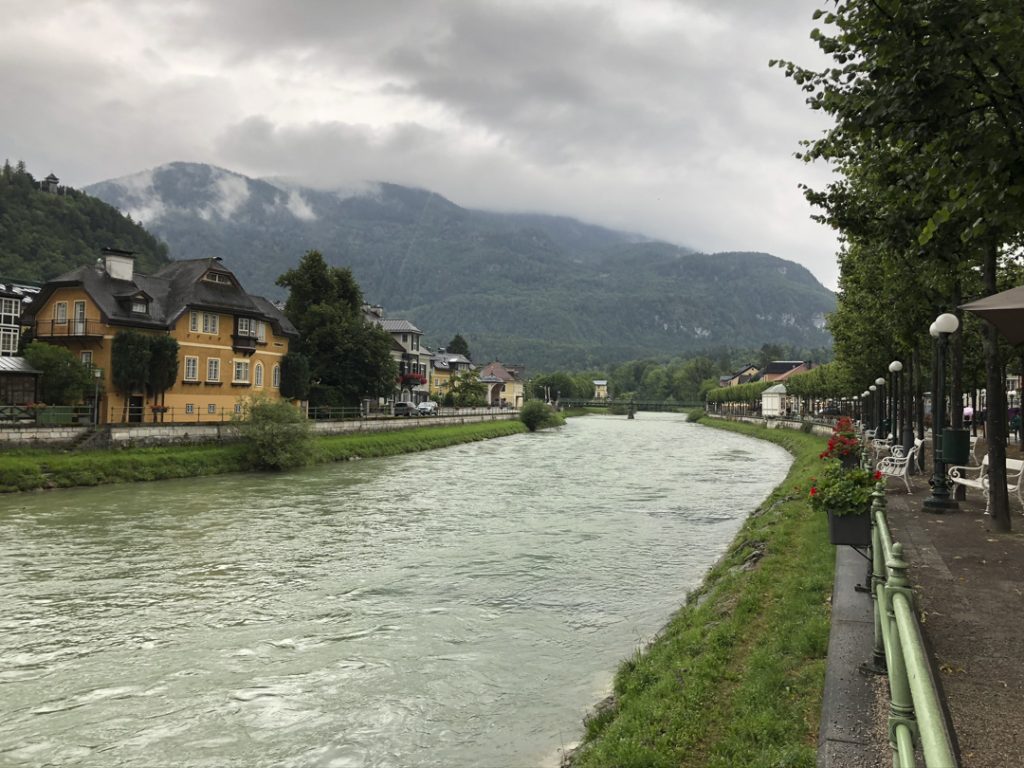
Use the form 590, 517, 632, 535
81, 351, 93, 367
54, 302, 68, 323
203, 271, 232, 285
272, 364, 281, 388
233, 360, 250, 384
207, 358, 221, 382
412, 335, 419, 351
238, 317, 254, 336
0, 298, 19, 325
185, 403, 194, 415
131, 299, 147, 314
190, 311, 199, 332
234, 403, 242, 415
208, 403, 216, 414
202, 313, 219, 334
0, 328, 17, 355
184, 356, 199, 381
257, 321, 266, 342
254, 362, 264, 388
402, 333, 408, 343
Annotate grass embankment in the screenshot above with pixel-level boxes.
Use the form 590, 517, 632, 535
0, 421, 527, 493
570, 414, 833, 768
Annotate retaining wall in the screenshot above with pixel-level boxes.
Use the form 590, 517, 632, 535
0, 412, 518, 449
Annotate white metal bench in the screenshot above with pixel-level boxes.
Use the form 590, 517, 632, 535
948, 455, 1024, 513
876, 439, 921, 494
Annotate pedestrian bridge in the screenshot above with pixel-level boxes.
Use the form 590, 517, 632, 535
559, 399, 700, 412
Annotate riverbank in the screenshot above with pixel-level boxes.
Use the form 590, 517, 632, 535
566, 414, 833, 767
0, 420, 527, 493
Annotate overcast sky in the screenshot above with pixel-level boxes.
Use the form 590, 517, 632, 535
1, 0, 840, 288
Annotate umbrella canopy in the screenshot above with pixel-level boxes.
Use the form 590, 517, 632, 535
961, 285, 1024, 346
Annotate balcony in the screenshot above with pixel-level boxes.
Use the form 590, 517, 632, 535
34, 319, 104, 339
231, 333, 257, 355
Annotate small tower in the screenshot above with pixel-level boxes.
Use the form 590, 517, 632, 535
40, 173, 60, 193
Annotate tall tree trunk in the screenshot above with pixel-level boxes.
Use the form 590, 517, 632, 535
983, 242, 1010, 531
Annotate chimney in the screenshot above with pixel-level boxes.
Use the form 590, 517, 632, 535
102, 247, 136, 281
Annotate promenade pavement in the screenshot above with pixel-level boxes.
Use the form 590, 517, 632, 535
819, 442, 1024, 768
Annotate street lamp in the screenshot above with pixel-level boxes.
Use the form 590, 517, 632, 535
924, 312, 959, 511
868, 385, 877, 433
889, 360, 904, 450
875, 377, 886, 438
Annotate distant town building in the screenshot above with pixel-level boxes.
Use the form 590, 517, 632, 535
593, 379, 609, 399
0, 278, 41, 356
760, 361, 814, 383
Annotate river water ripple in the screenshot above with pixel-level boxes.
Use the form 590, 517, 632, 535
0, 413, 791, 767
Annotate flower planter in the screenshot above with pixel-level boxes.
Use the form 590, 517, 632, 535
827, 509, 871, 547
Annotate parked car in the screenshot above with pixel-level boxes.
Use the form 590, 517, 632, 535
393, 401, 419, 417
417, 401, 439, 416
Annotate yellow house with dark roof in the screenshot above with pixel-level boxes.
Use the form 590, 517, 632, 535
23, 249, 298, 423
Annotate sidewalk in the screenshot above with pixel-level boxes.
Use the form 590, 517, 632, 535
820, 446, 1024, 768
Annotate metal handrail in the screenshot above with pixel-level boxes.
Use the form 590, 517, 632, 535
869, 485, 959, 767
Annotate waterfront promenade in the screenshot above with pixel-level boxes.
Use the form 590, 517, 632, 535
821, 442, 1024, 767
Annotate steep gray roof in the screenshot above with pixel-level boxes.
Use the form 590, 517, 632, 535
0, 357, 41, 374
26, 258, 298, 338
378, 318, 422, 334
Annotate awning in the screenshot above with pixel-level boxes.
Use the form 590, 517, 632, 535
961, 285, 1024, 346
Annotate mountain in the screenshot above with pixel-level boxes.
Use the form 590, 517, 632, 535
85, 162, 835, 370
0, 162, 169, 282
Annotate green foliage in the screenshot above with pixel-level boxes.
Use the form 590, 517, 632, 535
277, 250, 397, 406
111, 330, 152, 419
448, 369, 487, 406
706, 380, 771, 404
530, 371, 580, 400
808, 462, 877, 518
279, 351, 311, 400
146, 335, 179, 404
235, 397, 312, 470
0, 160, 169, 281
446, 333, 471, 359
22, 341, 95, 404
519, 400, 559, 431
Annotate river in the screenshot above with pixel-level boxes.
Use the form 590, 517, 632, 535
0, 413, 791, 767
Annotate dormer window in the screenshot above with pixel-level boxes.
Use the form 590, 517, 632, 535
131, 299, 148, 314
202, 271, 233, 285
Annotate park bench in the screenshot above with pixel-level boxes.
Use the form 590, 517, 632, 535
948, 455, 1024, 514
876, 439, 922, 494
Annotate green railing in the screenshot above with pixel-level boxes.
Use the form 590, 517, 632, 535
868, 484, 959, 767
0, 405, 95, 425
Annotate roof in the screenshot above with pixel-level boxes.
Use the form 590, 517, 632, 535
761, 360, 806, 376
378, 318, 422, 334
763, 383, 787, 394
0, 357, 41, 375
479, 361, 520, 381
593, 379, 608, 385
25, 258, 298, 338
430, 353, 472, 370
0, 279, 42, 303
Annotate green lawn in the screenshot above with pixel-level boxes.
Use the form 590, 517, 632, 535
0, 420, 527, 493
570, 416, 833, 768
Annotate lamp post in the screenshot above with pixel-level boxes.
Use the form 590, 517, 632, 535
923, 312, 960, 511
889, 360, 904, 449
869, 385, 877, 432
93, 367, 103, 426
875, 377, 886, 437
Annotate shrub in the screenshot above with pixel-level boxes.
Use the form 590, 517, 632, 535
520, 400, 559, 431
235, 397, 312, 470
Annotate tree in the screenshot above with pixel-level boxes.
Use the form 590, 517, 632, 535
235, 396, 312, 470
147, 335, 179, 416
776, 0, 1024, 531
449, 369, 487, 406
111, 330, 151, 421
22, 341, 94, 404
277, 251, 397, 407
447, 334, 471, 360
279, 351, 311, 401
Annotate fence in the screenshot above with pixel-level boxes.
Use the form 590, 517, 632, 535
0, 404, 95, 425
867, 484, 959, 767
104, 403, 519, 424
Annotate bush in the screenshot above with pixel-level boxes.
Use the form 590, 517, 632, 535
685, 407, 705, 423
235, 397, 312, 470
520, 400, 559, 432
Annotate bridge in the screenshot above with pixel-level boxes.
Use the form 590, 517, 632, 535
558, 399, 700, 412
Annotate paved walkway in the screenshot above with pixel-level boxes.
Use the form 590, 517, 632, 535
820, 445, 1024, 768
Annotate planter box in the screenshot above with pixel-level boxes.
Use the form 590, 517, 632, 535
827, 509, 871, 547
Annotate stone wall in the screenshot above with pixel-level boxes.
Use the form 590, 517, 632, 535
0, 412, 519, 449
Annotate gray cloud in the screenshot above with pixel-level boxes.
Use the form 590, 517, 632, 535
0, 0, 839, 287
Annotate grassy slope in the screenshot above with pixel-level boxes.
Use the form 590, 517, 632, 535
571, 417, 833, 768
0, 421, 526, 493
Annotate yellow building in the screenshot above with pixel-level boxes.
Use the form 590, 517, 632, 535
429, 351, 473, 400
25, 249, 298, 423
593, 379, 609, 399
478, 361, 525, 408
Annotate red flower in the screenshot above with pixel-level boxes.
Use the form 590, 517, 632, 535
874, 471, 882, 480
809, 486, 818, 497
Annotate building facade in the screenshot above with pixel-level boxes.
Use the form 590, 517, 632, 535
24, 250, 297, 423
